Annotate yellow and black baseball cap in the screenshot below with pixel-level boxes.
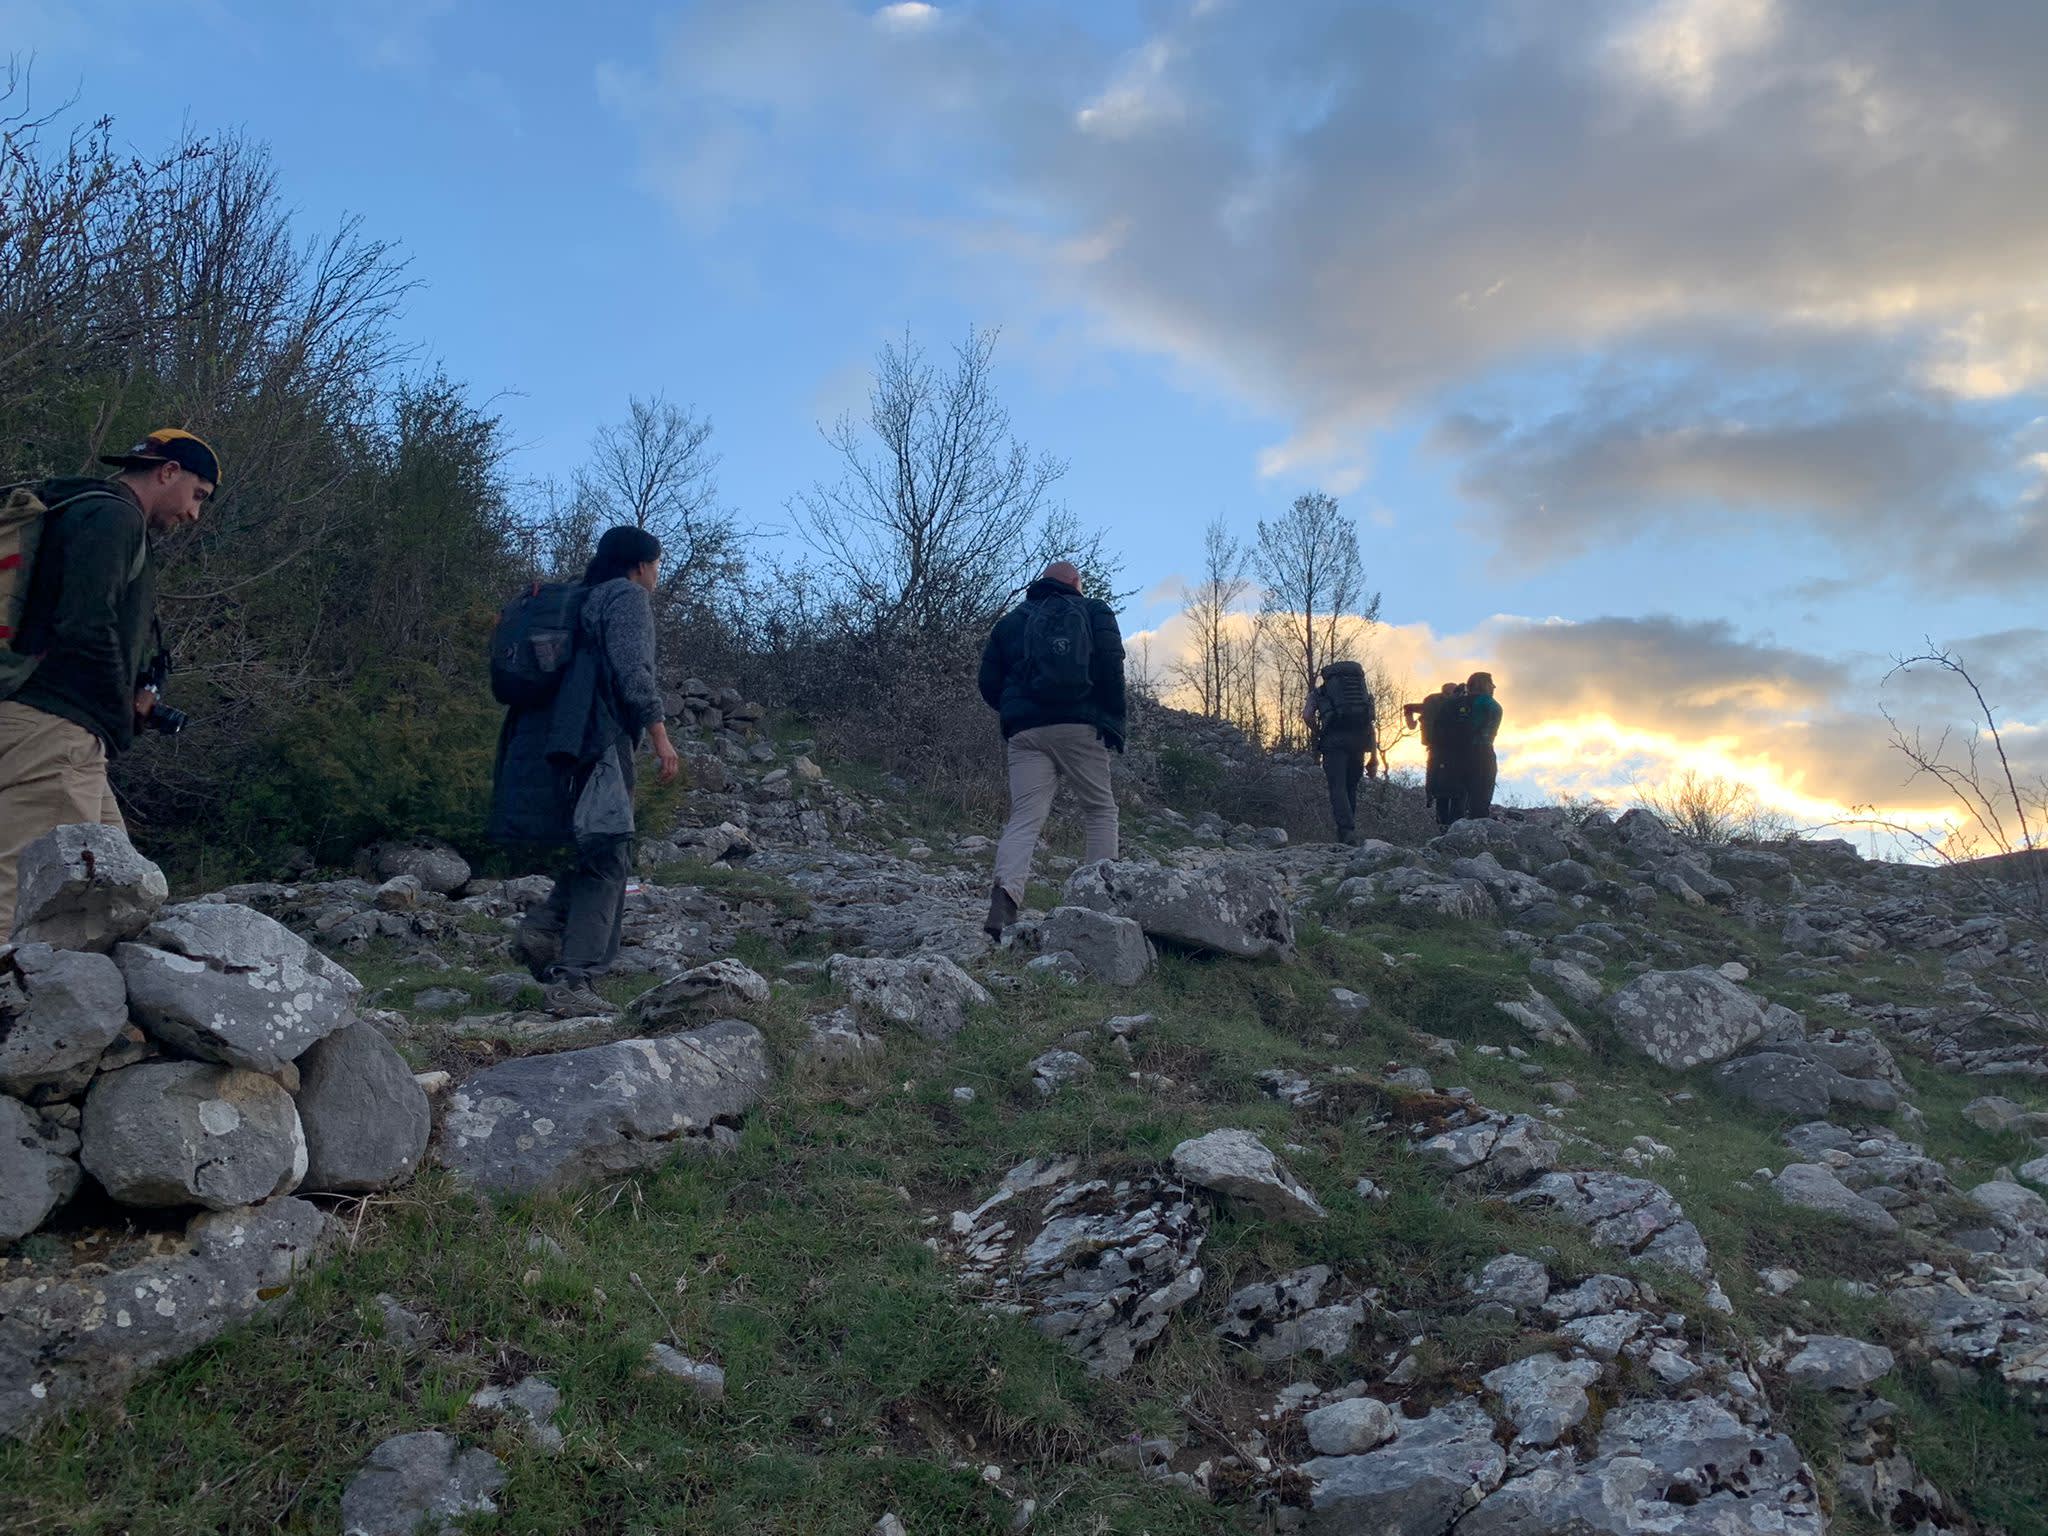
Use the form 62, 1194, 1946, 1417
101, 428, 221, 487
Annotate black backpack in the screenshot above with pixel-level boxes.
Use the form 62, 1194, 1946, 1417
1440, 694, 1480, 753
1023, 593, 1094, 704
1320, 659, 1372, 730
489, 581, 588, 707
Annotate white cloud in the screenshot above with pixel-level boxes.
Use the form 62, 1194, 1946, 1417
875, 2, 937, 32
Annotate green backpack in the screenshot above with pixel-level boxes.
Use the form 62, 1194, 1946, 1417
0, 477, 143, 700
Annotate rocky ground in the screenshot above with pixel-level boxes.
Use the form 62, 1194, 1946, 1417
3, 701, 2046, 1534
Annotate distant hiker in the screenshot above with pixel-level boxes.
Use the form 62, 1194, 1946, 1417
977, 559, 1126, 939
1404, 679, 1465, 828
1304, 659, 1379, 844
0, 430, 218, 934
1438, 672, 1502, 823
488, 525, 680, 1018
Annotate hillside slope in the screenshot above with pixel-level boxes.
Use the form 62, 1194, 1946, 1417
4, 710, 2047, 1535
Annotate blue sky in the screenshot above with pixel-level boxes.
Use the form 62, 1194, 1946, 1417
11, 0, 2047, 839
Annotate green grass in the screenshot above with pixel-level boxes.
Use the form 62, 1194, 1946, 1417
11, 847, 2048, 1532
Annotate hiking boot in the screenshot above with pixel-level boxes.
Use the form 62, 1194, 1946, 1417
984, 884, 1019, 941
541, 980, 618, 1019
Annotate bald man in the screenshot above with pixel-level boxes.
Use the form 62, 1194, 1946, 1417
976, 559, 1127, 939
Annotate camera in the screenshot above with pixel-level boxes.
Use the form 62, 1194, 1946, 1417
142, 651, 188, 736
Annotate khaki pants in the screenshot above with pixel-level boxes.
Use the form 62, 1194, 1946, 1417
0, 701, 124, 935
994, 723, 1118, 904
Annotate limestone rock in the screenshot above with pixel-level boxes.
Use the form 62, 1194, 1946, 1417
1468, 1254, 1550, 1312
1786, 1335, 1894, 1392
1302, 1396, 1396, 1456
1302, 1398, 1507, 1535
645, 1343, 727, 1400
1041, 906, 1153, 986
1509, 1171, 1711, 1277
629, 959, 772, 1030
0, 1095, 79, 1240
1170, 1128, 1327, 1221
1417, 1113, 1561, 1185
1215, 1266, 1364, 1363
1064, 859, 1294, 961
80, 1061, 305, 1209
340, 1430, 505, 1536
0, 1197, 328, 1438
117, 903, 361, 1071
9, 824, 167, 952
1495, 986, 1589, 1051
828, 954, 991, 1039
1608, 967, 1767, 1069
437, 1020, 769, 1196
1773, 1163, 1900, 1233
1481, 1352, 1602, 1447
469, 1375, 563, 1453
372, 844, 471, 896
0, 943, 127, 1099
295, 1022, 431, 1194
1716, 1052, 1832, 1118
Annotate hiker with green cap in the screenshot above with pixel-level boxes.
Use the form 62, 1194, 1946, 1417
0, 429, 218, 932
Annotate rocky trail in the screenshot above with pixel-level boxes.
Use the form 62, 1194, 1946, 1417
3, 701, 2047, 1534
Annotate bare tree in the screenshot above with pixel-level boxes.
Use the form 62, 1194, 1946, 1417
1254, 490, 1381, 715
581, 394, 740, 604
792, 327, 1066, 635
1634, 771, 1793, 844
1172, 518, 1253, 720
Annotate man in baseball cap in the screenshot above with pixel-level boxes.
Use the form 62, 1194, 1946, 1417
0, 428, 218, 931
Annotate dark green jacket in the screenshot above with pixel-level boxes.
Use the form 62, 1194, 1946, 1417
14, 479, 157, 753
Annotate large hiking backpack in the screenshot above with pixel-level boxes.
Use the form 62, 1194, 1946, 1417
0, 478, 140, 701
489, 581, 588, 707
1023, 593, 1094, 704
1319, 659, 1372, 730
1439, 694, 1480, 755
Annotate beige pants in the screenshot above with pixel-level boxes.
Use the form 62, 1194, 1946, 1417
0, 701, 124, 935
994, 723, 1118, 904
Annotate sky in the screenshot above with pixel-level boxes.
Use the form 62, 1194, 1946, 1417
8, 0, 2046, 850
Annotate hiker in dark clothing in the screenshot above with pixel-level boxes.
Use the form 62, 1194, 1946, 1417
1304, 660, 1379, 844
488, 525, 680, 1017
1404, 679, 1464, 827
1459, 671, 1503, 820
0, 429, 217, 933
977, 559, 1125, 939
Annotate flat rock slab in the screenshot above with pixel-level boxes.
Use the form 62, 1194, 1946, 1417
1172, 1128, 1327, 1221
628, 959, 771, 1031
1064, 859, 1295, 960
0, 1197, 328, 1439
117, 902, 361, 1072
1773, 1163, 1900, 1234
81, 1061, 306, 1210
1482, 1351, 1602, 1446
1786, 1335, 1895, 1391
1303, 1398, 1507, 1535
827, 954, 991, 1039
1509, 1170, 1711, 1278
341, 1430, 505, 1536
296, 1022, 431, 1194
437, 1019, 769, 1196
0, 943, 127, 1099
10, 823, 167, 952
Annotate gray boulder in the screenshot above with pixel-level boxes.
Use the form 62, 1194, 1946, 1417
372, 844, 472, 896
295, 1022, 431, 1193
1509, 1171, 1710, 1277
1786, 1335, 1894, 1391
1215, 1266, 1364, 1363
629, 958, 771, 1031
1417, 1113, 1561, 1185
437, 1020, 769, 1196
1612, 807, 1684, 858
1530, 955, 1602, 1008
1468, 1254, 1550, 1312
1303, 1398, 1507, 1534
1064, 859, 1294, 961
10, 824, 168, 951
1482, 1352, 1603, 1446
117, 903, 361, 1071
1716, 1053, 1832, 1118
1042, 906, 1154, 986
1495, 986, 1589, 1051
81, 1061, 305, 1209
1303, 1396, 1395, 1456
0, 943, 127, 1099
1171, 1128, 1327, 1220
827, 953, 991, 1039
340, 1430, 506, 1536
1608, 967, 1766, 1069
1773, 1163, 1899, 1233
0, 1197, 328, 1438
0, 1095, 80, 1241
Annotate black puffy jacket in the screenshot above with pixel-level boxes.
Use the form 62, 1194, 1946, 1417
977, 577, 1126, 747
